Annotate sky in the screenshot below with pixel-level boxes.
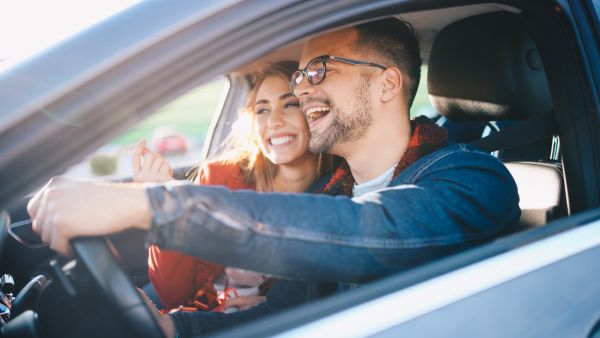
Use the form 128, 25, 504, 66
0, 0, 139, 72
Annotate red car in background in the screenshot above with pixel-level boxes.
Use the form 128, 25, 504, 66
151, 126, 188, 155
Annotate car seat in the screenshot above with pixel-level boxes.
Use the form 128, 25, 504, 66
427, 11, 566, 229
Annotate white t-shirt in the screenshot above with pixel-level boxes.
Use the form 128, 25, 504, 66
352, 165, 396, 197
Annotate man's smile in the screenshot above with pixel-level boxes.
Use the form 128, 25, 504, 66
305, 106, 330, 121
302, 100, 332, 129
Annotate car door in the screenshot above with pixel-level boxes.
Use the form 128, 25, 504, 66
226, 211, 600, 338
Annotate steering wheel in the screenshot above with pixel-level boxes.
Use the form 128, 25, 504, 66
71, 237, 165, 338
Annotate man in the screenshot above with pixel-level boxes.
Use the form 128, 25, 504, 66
28, 18, 520, 336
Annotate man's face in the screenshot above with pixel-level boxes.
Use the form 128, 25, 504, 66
294, 29, 375, 155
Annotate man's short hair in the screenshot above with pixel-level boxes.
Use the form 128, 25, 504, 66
355, 18, 422, 107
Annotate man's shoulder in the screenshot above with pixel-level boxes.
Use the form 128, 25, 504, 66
398, 143, 509, 182
421, 143, 499, 165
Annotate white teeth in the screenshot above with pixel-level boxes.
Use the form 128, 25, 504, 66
305, 107, 330, 115
305, 107, 331, 121
270, 136, 294, 146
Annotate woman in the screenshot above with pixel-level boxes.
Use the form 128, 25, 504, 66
131, 61, 334, 334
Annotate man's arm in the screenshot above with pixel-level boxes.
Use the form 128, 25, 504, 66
28, 146, 519, 282
146, 146, 520, 282
169, 279, 308, 337
28, 177, 151, 256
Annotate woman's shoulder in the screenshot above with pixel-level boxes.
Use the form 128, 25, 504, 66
198, 159, 251, 189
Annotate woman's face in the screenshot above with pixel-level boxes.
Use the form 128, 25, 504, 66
254, 75, 312, 165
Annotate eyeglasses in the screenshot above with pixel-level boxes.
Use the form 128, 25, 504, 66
290, 55, 387, 92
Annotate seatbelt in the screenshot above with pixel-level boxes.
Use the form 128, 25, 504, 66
470, 110, 557, 152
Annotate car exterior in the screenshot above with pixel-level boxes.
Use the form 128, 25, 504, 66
0, 1, 599, 338
152, 127, 188, 155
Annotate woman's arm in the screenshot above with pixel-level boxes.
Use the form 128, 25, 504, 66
148, 245, 223, 308
148, 162, 233, 308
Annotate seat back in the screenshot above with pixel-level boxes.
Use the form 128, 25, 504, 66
427, 11, 565, 228
504, 161, 566, 228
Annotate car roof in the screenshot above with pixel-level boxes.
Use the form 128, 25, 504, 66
232, 3, 520, 75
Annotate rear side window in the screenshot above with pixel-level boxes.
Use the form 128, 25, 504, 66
410, 66, 436, 119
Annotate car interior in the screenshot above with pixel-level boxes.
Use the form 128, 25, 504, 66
427, 10, 565, 230
0, 1, 596, 337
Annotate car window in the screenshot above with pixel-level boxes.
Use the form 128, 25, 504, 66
63, 77, 229, 179
410, 65, 437, 119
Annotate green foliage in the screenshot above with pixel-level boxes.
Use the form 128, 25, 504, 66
111, 79, 227, 146
90, 154, 117, 176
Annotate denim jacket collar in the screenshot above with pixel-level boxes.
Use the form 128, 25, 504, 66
320, 116, 448, 196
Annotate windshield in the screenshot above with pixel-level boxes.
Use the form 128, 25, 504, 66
0, 0, 139, 73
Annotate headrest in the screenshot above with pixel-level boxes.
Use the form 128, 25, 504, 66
427, 12, 552, 121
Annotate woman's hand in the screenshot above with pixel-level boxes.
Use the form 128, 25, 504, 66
132, 139, 174, 182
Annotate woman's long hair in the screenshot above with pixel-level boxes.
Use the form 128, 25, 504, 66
212, 61, 336, 192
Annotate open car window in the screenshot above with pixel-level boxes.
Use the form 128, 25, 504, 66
62, 77, 229, 180
1, 1, 599, 337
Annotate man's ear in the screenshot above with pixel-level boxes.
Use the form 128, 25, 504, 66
379, 67, 403, 103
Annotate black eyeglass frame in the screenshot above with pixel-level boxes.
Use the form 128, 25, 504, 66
290, 55, 387, 91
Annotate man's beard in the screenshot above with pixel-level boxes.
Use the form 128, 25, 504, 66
309, 74, 373, 154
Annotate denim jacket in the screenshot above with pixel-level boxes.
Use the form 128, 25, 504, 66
146, 143, 520, 283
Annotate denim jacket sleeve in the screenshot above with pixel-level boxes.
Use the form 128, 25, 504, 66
169, 279, 309, 337
146, 144, 520, 283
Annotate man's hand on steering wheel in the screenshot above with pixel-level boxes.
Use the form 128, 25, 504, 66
27, 177, 151, 256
